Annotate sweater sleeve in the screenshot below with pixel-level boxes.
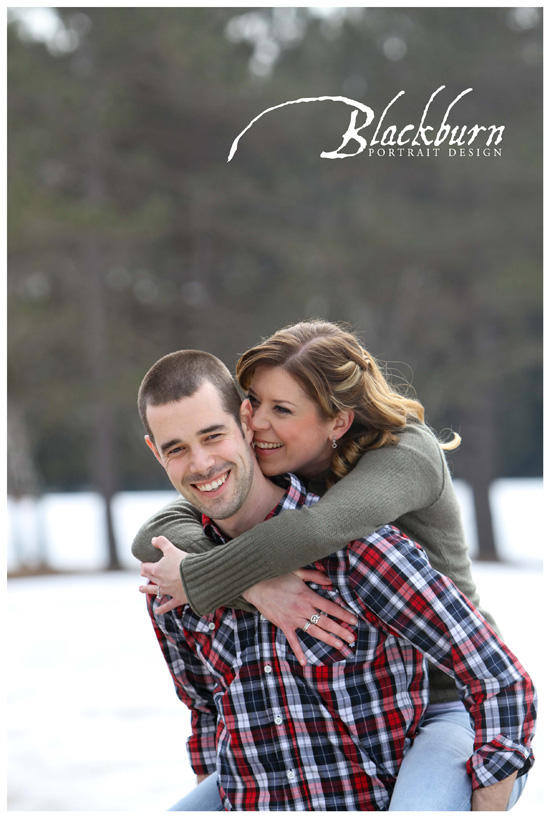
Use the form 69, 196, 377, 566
131, 496, 256, 612
181, 424, 445, 615
132, 496, 215, 563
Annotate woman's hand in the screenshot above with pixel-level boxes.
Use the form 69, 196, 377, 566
139, 536, 189, 614
243, 570, 358, 667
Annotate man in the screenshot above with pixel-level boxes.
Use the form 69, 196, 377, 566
137, 349, 536, 811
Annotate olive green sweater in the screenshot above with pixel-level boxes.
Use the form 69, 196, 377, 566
132, 421, 498, 703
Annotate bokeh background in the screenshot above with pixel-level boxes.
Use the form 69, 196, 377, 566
7, 5, 543, 812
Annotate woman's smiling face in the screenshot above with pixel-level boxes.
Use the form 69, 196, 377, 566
246, 365, 337, 479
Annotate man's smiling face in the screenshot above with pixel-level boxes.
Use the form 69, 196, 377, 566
145, 380, 255, 522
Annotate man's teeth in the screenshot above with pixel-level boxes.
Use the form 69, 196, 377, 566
196, 472, 229, 492
255, 442, 284, 449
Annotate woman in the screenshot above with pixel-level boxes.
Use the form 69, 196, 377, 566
136, 320, 519, 811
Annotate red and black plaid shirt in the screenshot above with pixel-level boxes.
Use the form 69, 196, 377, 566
148, 474, 536, 810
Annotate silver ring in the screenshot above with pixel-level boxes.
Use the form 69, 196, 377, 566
310, 613, 320, 625
303, 620, 311, 631
156, 585, 161, 598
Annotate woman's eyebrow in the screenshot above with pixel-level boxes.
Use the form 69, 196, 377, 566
248, 388, 296, 407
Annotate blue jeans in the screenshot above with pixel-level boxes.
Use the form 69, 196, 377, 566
389, 702, 527, 811
168, 773, 223, 811
169, 703, 528, 811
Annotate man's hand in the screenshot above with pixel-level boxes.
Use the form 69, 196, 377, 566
471, 772, 517, 811
139, 536, 189, 614
243, 570, 358, 666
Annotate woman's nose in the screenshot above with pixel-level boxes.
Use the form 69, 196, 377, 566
250, 405, 270, 430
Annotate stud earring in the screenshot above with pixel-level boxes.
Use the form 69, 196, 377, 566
332, 436, 337, 449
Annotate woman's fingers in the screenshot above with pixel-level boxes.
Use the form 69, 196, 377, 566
293, 568, 332, 586
139, 583, 159, 595
308, 594, 358, 628
283, 630, 309, 667
240, 572, 359, 665
140, 582, 188, 606
140, 562, 156, 580
303, 612, 356, 645
139, 544, 189, 601
304, 622, 355, 650
156, 597, 182, 615
292, 570, 357, 627
279, 617, 355, 667
139, 583, 183, 614
151, 535, 174, 550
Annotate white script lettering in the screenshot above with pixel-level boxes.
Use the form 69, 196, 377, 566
227, 88, 504, 161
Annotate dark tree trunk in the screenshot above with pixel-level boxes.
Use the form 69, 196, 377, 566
459, 408, 499, 560
458, 325, 500, 561
469, 469, 498, 561
80, 45, 121, 571
84, 241, 121, 570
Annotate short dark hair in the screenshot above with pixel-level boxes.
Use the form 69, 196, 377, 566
138, 350, 243, 439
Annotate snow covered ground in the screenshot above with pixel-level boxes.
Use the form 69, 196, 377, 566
6, 480, 545, 573
6, 564, 545, 813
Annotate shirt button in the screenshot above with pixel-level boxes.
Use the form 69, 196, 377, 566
274, 715, 283, 725
264, 664, 272, 674
208, 622, 216, 631
287, 770, 295, 781
260, 614, 268, 622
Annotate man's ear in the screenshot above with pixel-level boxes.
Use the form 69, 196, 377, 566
240, 398, 254, 443
331, 410, 355, 442
145, 435, 163, 465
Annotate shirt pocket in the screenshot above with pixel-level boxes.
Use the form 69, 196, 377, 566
294, 582, 359, 666
296, 629, 358, 666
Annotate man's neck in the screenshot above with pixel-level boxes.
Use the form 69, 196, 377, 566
213, 466, 285, 539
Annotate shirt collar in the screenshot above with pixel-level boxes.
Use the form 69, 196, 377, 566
201, 473, 309, 544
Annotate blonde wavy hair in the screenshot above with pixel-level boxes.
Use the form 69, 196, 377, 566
236, 320, 460, 486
